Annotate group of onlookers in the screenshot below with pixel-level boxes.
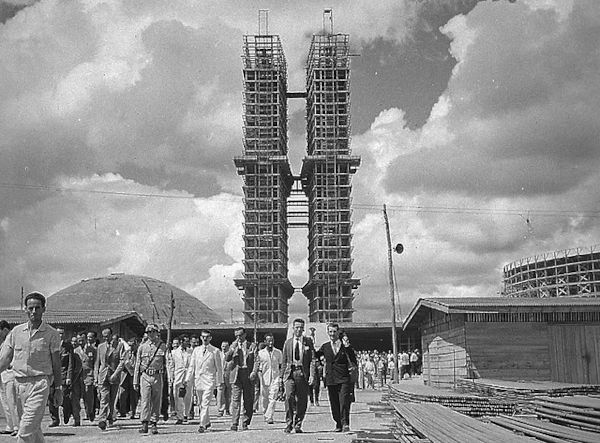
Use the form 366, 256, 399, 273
0, 292, 361, 441
355, 348, 421, 389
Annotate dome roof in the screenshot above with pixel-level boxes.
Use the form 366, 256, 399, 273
50, 274, 223, 326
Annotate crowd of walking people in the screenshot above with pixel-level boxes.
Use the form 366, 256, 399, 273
355, 348, 422, 389
0, 291, 370, 442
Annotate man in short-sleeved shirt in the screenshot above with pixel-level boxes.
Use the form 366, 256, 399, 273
134, 324, 167, 435
0, 291, 63, 443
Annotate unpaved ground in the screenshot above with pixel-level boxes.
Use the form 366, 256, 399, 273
0, 388, 397, 442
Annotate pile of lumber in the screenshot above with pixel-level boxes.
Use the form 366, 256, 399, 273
489, 415, 599, 443
457, 378, 600, 405
391, 401, 531, 443
388, 383, 515, 417
531, 396, 600, 433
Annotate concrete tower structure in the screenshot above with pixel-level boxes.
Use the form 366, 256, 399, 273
234, 27, 294, 324
235, 10, 360, 323
301, 28, 361, 322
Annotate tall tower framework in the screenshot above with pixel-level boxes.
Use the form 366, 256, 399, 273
301, 32, 361, 322
235, 11, 360, 324
234, 32, 294, 323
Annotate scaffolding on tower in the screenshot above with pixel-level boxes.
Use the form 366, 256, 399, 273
234, 15, 294, 324
301, 18, 361, 323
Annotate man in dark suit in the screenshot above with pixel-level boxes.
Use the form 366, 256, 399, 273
316, 323, 357, 433
94, 328, 124, 430
64, 333, 84, 426
279, 318, 315, 434
48, 327, 73, 427
81, 331, 97, 422
225, 327, 258, 431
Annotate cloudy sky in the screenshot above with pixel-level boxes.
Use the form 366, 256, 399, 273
1, 0, 599, 322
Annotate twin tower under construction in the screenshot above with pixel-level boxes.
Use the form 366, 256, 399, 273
234, 11, 360, 324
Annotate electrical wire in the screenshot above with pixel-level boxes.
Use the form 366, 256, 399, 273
1, 181, 599, 218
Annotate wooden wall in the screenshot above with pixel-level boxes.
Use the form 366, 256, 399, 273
422, 320, 469, 388
422, 314, 600, 385
549, 324, 600, 384
464, 322, 551, 381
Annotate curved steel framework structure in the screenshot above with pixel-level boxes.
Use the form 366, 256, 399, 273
503, 244, 600, 298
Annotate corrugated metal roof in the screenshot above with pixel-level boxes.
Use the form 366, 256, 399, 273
402, 296, 600, 330
0, 309, 144, 326
423, 296, 600, 308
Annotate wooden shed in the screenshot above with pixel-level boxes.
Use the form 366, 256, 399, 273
402, 297, 600, 388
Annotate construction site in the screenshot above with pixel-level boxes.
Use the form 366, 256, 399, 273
503, 244, 600, 298
234, 10, 360, 324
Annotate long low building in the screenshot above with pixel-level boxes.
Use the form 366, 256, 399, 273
0, 309, 146, 338
172, 321, 419, 352
402, 297, 600, 387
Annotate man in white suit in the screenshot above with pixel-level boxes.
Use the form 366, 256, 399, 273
167, 337, 190, 424
256, 332, 282, 424
184, 330, 223, 433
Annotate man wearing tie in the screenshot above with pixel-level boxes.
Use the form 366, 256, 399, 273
280, 318, 315, 434
185, 330, 222, 433
216, 341, 231, 416
48, 328, 73, 427
225, 327, 258, 431
81, 332, 97, 422
256, 332, 282, 425
167, 337, 190, 424
94, 328, 124, 430
316, 323, 357, 433
65, 333, 84, 426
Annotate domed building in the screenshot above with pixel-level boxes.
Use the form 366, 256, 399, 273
50, 273, 224, 327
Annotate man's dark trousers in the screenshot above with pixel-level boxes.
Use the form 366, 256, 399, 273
284, 368, 309, 429
328, 382, 352, 429
231, 368, 254, 427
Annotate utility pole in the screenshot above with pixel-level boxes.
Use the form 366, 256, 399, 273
383, 204, 399, 383
166, 290, 175, 348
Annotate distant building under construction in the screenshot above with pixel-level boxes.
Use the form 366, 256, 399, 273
503, 244, 600, 298
235, 11, 360, 323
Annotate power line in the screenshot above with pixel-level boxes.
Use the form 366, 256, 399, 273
0, 182, 200, 200
353, 203, 600, 218
1, 181, 599, 218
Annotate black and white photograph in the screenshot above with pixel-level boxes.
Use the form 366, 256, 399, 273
0, 0, 599, 441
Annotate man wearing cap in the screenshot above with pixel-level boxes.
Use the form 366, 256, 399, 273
0, 291, 63, 442
134, 324, 167, 435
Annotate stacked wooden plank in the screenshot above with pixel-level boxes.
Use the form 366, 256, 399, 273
457, 378, 600, 402
388, 383, 515, 417
362, 399, 431, 442
531, 396, 600, 433
390, 401, 532, 443
489, 415, 599, 443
